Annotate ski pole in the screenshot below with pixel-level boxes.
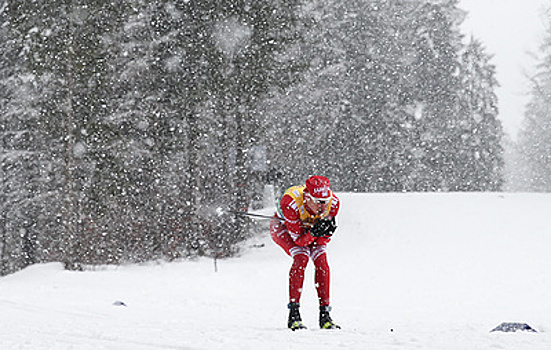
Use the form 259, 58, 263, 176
227, 210, 284, 222
227, 210, 317, 230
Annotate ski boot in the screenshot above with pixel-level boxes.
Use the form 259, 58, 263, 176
287, 303, 307, 331
319, 305, 341, 329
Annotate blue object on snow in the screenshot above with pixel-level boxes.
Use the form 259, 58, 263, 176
490, 322, 537, 333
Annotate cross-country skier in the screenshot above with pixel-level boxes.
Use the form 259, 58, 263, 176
270, 175, 341, 331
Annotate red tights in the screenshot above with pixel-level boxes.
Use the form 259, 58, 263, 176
271, 217, 331, 306
289, 252, 330, 306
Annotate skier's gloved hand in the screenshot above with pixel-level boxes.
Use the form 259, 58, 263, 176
310, 219, 334, 237
310, 218, 337, 237
324, 217, 337, 236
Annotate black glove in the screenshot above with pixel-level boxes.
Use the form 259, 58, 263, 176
310, 218, 337, 238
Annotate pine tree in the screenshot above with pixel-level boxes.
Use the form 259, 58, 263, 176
517, 10, 551, 191
265, 0, 496, 192
0, 0, 55, 274
456, 38, 504, 190
3, 0, 127, 268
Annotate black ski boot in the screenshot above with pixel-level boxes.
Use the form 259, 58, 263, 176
319, 305, 341, 329
287, 303, 307, 331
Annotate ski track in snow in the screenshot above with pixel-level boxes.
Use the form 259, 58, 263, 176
0, 192, 550, 349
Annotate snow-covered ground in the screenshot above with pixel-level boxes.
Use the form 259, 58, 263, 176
1, 192, 550, 349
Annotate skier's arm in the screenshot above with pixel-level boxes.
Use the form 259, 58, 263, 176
315, 236, 331, 245
295, 230, 316, 246
314, 195, 340, 245
329, 195, 340, 217
280, 195, 316, 246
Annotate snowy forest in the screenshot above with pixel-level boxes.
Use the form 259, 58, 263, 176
507, 6, 551, 192
0, 0, 546, 275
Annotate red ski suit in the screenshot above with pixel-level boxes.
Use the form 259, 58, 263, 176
270, 185, 340, 307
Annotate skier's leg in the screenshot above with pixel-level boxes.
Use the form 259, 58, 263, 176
312, 246, 330, 306
312, 245, 340, 329
271, 217, 309, 330
288, 250, 309, 304
271, 218, 310, 304
270, 217, 294, 256
288, 249, 309, 330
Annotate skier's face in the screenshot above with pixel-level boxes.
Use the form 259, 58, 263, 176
305, 193, 330, 215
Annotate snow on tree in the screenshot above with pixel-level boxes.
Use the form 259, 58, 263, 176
0, 0, 507, 274
516, 7, 551, 191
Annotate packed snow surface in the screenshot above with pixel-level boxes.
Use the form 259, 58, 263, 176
1, 192, 550, 349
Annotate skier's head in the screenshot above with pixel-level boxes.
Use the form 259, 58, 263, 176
304, 175, 332, 214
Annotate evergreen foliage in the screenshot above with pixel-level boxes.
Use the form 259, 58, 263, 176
516, 10, 551, 191
0, 0, 505, 274
264, 0, 503, 193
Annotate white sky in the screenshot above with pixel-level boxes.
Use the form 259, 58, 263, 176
459, 0, 549, 139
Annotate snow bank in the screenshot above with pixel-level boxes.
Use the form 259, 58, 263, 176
0, 192, 550, 349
